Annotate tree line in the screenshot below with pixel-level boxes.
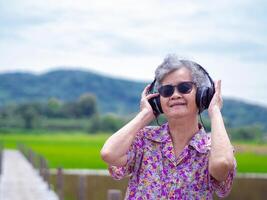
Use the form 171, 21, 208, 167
0, 93, 126, 133
0, 93, 265, 142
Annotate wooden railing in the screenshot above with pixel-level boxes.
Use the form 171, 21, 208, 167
17, 143, 123, 200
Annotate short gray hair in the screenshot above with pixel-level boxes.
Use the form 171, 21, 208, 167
154, 54, 211, 89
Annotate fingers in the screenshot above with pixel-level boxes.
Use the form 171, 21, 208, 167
214, 80, 223, 108
146, 93, 159, 100
214, 80, 221, 95
141, 84, 152, 98
142, 84, 159, 98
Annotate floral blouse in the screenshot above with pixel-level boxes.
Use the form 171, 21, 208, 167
109, 123, 236, 200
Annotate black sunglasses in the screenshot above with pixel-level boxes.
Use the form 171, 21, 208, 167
158, 81, 195, 97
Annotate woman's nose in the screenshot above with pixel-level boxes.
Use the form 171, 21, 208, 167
171, 87, 182, 98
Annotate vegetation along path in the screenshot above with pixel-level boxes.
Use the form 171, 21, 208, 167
0, 150, 59, 200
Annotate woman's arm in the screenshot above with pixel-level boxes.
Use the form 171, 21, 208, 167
100, 85, 158, 167
208, 80, 235, 182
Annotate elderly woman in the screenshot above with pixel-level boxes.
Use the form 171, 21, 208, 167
101, 55, 236, 199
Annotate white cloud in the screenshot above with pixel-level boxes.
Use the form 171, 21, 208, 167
0, 0, 266, 106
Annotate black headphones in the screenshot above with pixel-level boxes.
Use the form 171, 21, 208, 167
148, 61, 215, 116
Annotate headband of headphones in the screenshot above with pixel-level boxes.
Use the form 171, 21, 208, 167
193, 62, 215, 93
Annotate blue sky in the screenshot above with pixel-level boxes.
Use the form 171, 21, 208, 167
0, 0, 266, 106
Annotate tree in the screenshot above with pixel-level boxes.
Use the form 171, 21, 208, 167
76, 93, 97, 118
16, 103, 40, 129
88, 114, 126, 133
61, 102, 78, 118
46, 98, 63, 117
229, 125, 264, 141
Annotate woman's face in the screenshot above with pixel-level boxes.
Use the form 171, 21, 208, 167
159, 67, 198, 119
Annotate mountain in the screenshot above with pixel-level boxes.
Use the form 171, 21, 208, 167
0, 69, 266, 130
0, 70, 145, 114
222, 99, 267, 130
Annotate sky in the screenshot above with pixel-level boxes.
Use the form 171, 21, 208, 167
0, 0, 266, 107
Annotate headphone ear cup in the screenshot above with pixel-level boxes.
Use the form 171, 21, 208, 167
148, 96, 163, 116
196, 87, 210, 113
155, 96, 163, 114
147, 79, 163, 116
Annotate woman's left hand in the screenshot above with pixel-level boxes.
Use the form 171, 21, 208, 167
208, 80, 223, 117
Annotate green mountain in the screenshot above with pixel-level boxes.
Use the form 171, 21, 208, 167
222, 99, 267, 130
0, 69, 266, 130
0, 70, 144, 114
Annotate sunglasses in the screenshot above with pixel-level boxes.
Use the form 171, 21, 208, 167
158, 81, 195, 97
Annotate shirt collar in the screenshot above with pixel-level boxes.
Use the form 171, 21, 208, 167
143, 123, 170, 143
188, 127, 210, 153
144, 122, 210, 153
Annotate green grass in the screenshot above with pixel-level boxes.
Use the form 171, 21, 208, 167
1, 132, 267, 172
235, 152, 267, 173
0, 132, 110, 169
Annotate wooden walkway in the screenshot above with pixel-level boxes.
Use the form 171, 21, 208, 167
0, 150, 59, 200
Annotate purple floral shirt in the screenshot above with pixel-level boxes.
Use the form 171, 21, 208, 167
109, 123, 236, 200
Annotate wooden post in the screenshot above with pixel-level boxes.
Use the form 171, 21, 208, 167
17, 143, 21, 153
32, 151, 37, 168
39, 156, 46, 180
0, 151, 2, 175
43, 157, 50, 189
0, 143, 3, 175
28, 149, 33, 165
77, 175, 87, 200
18, 143, 26, 157
56, 167, 64, 200
107, 189, 122, 200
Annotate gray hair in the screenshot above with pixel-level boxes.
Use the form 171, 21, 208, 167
154, 54, 211, 89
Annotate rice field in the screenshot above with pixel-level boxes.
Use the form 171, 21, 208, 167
0, 132, 108, 169
1, 132, 267, 173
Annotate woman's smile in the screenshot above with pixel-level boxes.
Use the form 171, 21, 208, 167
169, 101, 187, 108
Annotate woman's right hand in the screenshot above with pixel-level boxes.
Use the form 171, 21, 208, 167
101, 84, 159, 166
140, 84, 159, 120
